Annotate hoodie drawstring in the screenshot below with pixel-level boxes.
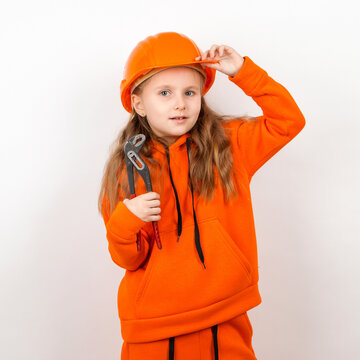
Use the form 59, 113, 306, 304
165, 146, 182, 242
186, 137, 206, 269
165, 137, 215, 359
168, 324, 219, 360
164, 137, 206, 269
211, 324, 219, 359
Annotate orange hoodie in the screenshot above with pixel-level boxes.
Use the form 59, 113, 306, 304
101, 56, 306, 343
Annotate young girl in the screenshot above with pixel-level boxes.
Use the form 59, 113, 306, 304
98, 31, 305, 360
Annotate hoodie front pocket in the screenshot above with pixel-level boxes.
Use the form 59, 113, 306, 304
214, 218, 252, 281
135, 216, 253, 319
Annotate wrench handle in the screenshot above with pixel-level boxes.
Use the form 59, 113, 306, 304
152, 221, 162, 249
136, 232, 142, 252
129, 193, 142, 252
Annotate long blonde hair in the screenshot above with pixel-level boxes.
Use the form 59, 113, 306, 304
98, 77, 254, 220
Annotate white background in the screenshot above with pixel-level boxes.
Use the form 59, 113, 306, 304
1, 1, 359, 359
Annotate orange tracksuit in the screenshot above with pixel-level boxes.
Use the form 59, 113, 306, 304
102, 56, 306, 359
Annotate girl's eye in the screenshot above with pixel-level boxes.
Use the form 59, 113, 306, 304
159, 90, 196, 96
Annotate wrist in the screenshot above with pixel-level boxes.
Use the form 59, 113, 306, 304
230, 57, 245, 77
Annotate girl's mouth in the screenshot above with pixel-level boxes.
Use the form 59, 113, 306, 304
170, 117, 187, 122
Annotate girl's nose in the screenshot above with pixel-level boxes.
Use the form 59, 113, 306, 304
174, 93, 187, 110
175, 103, 185, 110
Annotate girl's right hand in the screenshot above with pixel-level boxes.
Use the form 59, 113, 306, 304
123, 192, 161, 222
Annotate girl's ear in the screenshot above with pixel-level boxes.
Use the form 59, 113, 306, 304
131, 94, 145, 117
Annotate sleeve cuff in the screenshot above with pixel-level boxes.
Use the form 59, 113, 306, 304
106, 200, 147, 241
227, 56, 268, 96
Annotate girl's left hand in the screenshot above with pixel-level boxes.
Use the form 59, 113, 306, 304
195, 45, 245, 78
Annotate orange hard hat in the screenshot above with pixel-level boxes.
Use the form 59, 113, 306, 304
120, 32, 218, 114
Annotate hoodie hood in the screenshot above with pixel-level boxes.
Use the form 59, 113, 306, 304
149, 132, 191, 154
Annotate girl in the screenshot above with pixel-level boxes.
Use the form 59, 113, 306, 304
98, 32, 305, 360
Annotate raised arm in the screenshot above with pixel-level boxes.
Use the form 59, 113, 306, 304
227, 56, 306, 178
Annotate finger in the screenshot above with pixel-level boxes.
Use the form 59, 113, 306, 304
150, 207, 161, 214
209, 44, 219, 58
148, 199, 161, 207
195, 52, 204, 60
197, 45, 234, 61
219, 45, 225, 57
201, 49, 217, 62
209, 45, 216, 58
218, 45, 229, 58
144, 191, 160, 200
150, 214, 161, 221
197, 48, 221, 62
200, 50, 209, 60
205, 49, 216, 60
224, 46, 234, 54
201, 62, 221, 71
212, 45, 233, 58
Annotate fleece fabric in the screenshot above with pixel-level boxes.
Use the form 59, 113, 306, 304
101, 55, 306, 344
121, 311, 256, 360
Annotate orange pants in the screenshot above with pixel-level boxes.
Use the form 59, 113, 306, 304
121, 311, 257, 360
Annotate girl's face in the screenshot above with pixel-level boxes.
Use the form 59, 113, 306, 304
131, 67, 203, 146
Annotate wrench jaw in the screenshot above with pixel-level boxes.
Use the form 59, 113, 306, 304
124, 133, 146, 195
130, 133, 146, 145
124, 134, 162, 252
127, 151, 153, 192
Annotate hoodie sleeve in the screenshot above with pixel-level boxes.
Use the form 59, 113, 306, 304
101, 194, 150, 271
227, 56, 306, 178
